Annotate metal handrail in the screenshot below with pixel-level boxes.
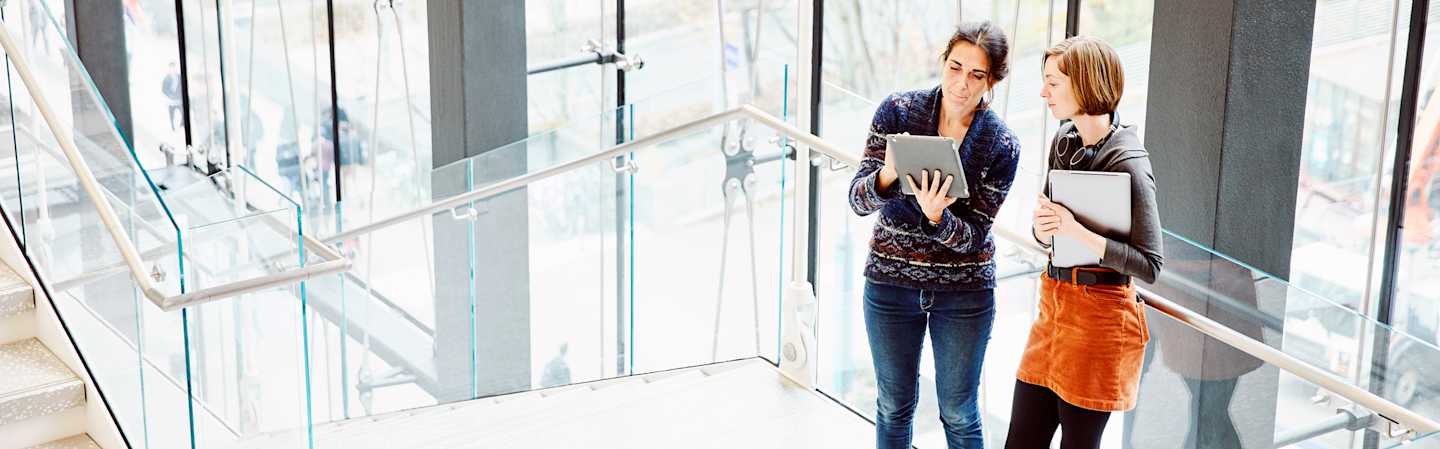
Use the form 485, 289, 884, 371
323, 106, 753, 243
0, 21, 350, 312
314, 104, 1438, 436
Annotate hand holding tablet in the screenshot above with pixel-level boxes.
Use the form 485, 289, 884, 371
885, 134, 970, 199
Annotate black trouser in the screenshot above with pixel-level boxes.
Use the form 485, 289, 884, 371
1004, 380, 1111, 449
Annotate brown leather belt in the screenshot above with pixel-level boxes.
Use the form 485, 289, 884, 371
1046, 264, 1131, 286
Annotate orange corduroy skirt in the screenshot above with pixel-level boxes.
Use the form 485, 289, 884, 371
1016, 271, 1150, 412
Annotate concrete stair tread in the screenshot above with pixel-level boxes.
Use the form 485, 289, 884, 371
314, 366, 717, 444
399, 360, 753, 437
0, 339, 84, 427
321, 359, 747, 435
22, 434, 100, 449
0, 265, 33, 320
450, 360, 781, 448
232, 359, 773, 449
336, 361, 777, 449
328, 358, 869, 449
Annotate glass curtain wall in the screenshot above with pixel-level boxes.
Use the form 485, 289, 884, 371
1388, 0, 1440, 420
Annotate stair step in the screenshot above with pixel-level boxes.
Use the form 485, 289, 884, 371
233, 360, 771, 449
0, 339, 85, 427
0, 265, 33, 320
442, 360, 781, 448
397, 362, 769, 448
22, 434, 100, 449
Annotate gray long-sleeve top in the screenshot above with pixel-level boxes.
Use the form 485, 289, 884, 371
1040, 122, 1164, 284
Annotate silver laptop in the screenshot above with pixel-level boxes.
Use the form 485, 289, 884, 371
1048, 170, 1131, 267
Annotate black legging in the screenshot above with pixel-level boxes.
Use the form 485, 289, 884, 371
1004, 380, 1111, 449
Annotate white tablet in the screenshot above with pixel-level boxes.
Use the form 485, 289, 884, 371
1049, 170, 1131, 267
886, 134, 969, 199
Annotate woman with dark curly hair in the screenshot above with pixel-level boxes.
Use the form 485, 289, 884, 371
849, 20, 1020, 449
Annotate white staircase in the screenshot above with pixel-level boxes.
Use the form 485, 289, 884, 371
0, 265, 101, 449
233, 358, 876, 449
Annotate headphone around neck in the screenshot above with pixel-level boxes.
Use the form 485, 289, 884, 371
1055, 112, 1119, 170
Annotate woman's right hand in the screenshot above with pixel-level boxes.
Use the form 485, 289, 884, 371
1034, 194, 1060, 243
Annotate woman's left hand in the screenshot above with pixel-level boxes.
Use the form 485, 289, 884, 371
906, 169, 958, 224
1039, 194, 1108, 257
1037, 195, 1082, 238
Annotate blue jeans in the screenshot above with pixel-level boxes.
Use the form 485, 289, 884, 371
864, 281, 996, 449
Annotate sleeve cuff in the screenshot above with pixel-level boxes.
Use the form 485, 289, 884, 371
924, 209, 960, 244
868, 170, 900, 201
1100, 238, 1124, 268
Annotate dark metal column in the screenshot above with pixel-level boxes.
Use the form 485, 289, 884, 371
1137, 1, 1317, 448
428, 0, 531, 401
64, 0, 134, 145
1148, 0, 1314, 278
806, 0, 822, 286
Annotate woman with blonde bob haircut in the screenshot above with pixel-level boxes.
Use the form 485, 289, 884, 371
1004, 36, 1163, 449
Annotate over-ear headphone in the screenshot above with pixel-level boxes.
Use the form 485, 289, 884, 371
1054, 112, 1119, 170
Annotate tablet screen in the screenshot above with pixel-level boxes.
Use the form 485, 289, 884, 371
886, 134, 970, 199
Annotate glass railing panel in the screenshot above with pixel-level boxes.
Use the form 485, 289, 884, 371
317, 204, 470, 418
335, 105, 629, 340
468, 148, 624, 395
305, 149, 630, 446
184, 282, 316, 449
276, 82, 787, 432
40, 168, 317, 449
158, 168, 314, 293
340, 84, 735, 339
156, 167, 316, 448
811, 261, 1433, 449
0, 0, 223, 347
627, 117, 786, 373
298, 253, 450, 425
292, 113, 795, 442
1124, 293, 1428, 449
43, 267, 193, 449
298, 104, 633, 427
0, 74, 21, 240
1148, 230, 1440, 421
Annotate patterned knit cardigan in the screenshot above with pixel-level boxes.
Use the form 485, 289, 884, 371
849, 86, 1021, 291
